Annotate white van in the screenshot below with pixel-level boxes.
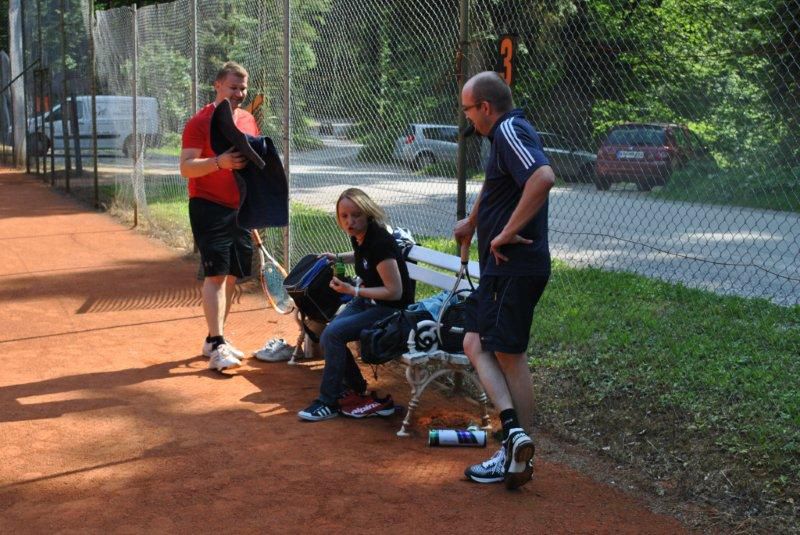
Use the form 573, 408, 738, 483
27, 95, 160, 157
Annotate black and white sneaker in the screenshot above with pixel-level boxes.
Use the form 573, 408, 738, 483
297, 400, 339, 422
503, 428, 535, 489
464, 447, 506, 484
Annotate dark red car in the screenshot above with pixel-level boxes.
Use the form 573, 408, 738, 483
594, 123, 716, 191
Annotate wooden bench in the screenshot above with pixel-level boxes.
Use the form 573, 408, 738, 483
396, 244, 492, 437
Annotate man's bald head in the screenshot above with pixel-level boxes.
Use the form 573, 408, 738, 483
464, 71, 514, 113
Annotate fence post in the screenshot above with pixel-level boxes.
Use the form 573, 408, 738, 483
60, 0, 72, 191
37, 0, 45, 177
33, 69, 40, 176
69, 90, 82, 175
31, 1, 42, 177
190, 0, 198, 254
456, 0, 470, 221
282, 0, 291, 265
9, 0, 24, 168
21, 0, 30, 175
131, 3, 138, 227
90, 0, 99, 208
190, 0, 197, 113
48, 68, 55, 185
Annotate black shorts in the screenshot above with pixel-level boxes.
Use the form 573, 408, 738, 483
189, 197, 252, 278
464, 274, 549, 354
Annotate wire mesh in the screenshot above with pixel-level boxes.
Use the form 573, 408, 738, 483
463, 0, 800, 305
5, 0, 799, 306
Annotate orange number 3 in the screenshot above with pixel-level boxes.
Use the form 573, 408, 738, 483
500, 37, 514, 85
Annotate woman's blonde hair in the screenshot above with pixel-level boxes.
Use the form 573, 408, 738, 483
336, 188, 388, 229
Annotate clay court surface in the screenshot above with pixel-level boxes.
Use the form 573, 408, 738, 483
0, 168, 690, 533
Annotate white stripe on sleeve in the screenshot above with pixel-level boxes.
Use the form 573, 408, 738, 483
500, 119, 535, 169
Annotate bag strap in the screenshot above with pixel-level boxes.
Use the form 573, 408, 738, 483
301, 312, 322, 344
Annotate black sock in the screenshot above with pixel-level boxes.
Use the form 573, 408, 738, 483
500, 409, 520, 440
207, 335, 225, 350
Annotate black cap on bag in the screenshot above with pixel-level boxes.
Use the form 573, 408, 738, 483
210, 98, 266, 169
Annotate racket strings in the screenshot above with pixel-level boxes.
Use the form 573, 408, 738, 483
262, 263, 293, 313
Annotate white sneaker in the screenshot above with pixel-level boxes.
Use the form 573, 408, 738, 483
202, 339, 245, 359
253, 338, 293, 362
208, 344, 242, 371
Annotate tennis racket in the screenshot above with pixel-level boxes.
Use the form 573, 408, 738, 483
243, 93, 265, 117
251, 230, 294, 314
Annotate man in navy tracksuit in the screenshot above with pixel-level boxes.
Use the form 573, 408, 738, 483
454, 71, 555, 489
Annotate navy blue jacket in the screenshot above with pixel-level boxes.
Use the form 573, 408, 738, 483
210, 131, 288, 230
209, 99, 288, 230
233, 135, 288, 230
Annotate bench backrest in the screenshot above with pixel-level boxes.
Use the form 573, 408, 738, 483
406, 245, 480, 292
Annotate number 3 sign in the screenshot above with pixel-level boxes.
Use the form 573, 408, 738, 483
496, 34, 517, 86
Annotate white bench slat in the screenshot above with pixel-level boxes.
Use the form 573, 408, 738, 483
407, 263, 473, 292
407, 245, 480, 277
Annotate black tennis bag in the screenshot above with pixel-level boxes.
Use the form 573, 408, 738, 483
283, 254, 342, 322
438, 288, 471, 353
359, 309, 433, 365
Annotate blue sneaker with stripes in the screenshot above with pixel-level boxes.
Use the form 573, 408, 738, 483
297, 400, 339, 422
464, 447, 505, 483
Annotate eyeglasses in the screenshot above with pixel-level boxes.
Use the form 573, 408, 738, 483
461, 101, 484, 113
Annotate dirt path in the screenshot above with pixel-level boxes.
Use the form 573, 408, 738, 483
0, 169, 689, 534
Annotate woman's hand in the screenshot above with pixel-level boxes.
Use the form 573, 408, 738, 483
318, 252, 337, 262
329, 276, 355, 295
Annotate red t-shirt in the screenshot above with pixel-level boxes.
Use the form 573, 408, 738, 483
182, 102, 260, 208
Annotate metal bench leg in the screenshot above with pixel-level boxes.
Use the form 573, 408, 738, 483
397, 365, 424, 437
397, 364, 457, 437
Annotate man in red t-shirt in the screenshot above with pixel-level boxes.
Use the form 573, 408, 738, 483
180, 61, 260, 371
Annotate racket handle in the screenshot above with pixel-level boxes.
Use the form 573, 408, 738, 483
459, 240, 470, 264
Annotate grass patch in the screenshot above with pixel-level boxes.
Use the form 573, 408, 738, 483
420, 238, 799, 530
656, 163, 800, 213
287, 203, 350, 262
149, 132, 181, 158
417, 161, 483, 180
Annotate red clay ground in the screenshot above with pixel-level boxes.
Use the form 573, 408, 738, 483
0, 168, 691, 533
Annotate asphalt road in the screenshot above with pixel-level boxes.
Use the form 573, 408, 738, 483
288, 138, 800, 306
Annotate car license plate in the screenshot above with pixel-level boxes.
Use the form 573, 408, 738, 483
617, 150, 644, 160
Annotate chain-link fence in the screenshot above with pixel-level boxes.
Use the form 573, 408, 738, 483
3, 0, 799, 305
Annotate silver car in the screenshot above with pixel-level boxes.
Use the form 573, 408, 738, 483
393, 123, 459, 169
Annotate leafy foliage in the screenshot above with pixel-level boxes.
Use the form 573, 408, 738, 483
299, 0, 800, 204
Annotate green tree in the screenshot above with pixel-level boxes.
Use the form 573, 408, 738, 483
120, 40, 191, 131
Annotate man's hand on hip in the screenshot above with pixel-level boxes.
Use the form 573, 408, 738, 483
490, 231, 532, 264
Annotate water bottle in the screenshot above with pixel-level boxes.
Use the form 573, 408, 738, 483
334, 254, 346, 279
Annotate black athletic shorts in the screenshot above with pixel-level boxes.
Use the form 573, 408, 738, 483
464, 274, 549, 354
189, 197, 252, 278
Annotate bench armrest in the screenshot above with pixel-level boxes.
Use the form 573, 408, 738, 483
406, 319, 439, 353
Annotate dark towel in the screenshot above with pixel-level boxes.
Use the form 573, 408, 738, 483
210, 99, 288, 229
